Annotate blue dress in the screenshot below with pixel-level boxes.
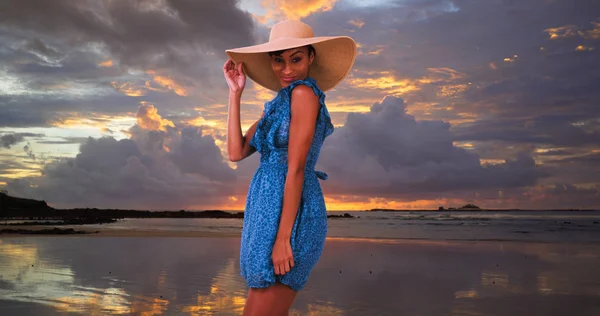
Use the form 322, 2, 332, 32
240, 76, 335, 291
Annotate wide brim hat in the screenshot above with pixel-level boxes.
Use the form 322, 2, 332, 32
225, 20, 357, 92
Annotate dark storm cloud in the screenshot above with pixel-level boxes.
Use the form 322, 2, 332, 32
5, 106, 238, 209
304, 0, 599, 207
317, 96, 548, 199
0, 134, 25, 148
0, 94, 142, 127
0, 0, 255, 71
3, 0, 599, 209
0, 99, 54, 127
1, 133, 34, 148
0, 0, 255, 127
169, 127, 237, 181
452, 115, 600, 146
311, 0, 600, 125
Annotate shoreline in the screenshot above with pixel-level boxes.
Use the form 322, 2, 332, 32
2, 225, 598, 246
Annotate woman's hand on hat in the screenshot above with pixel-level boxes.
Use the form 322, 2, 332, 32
223, 58, 246, 94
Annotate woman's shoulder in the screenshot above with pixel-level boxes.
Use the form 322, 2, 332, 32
282, 76, 323, 98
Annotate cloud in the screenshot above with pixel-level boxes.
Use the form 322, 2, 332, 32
317, 96, 547, 200
0, 132, 45, 148
0, 0, 256, 127
0, 0, 255, 71
6, 105, 238, 209
254, 0, 340, 23
2, 0, 600, 209
135, 102, 176, 132
1, 133, 26, 148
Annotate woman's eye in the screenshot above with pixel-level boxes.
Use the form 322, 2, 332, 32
293, 58, 301, 63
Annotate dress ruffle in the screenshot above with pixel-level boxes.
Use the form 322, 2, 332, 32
249, 77, 334, 155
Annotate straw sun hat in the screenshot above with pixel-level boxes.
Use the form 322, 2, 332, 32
225, 20, 357, 92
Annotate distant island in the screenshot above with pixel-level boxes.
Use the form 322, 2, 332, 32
0, 191, 355, 235
368, 204, 484, 212
368, 203, 596, 212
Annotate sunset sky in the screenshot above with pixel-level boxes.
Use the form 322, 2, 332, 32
0, 0, 599, 210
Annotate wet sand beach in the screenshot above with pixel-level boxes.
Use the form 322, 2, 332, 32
1, 234, 600, 315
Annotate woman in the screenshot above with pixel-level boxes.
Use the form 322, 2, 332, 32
223, 20, 356, 315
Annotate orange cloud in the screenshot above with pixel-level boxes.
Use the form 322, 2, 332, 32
583, 22, 600, 39
503, 54, 519, 62
98, 59, 114, 67
111, 81, 146, 96
184, 116, 220, 128
145, 70, 188, 96
544, 21, 600, 40
51, 113, 130, 128
136, 102, 175, 131
347, 71, 422, 95
576, 45, 594, 51
544, 25, 578, 39
257, 0, 339, 22
437, 84, 469, 98
348, 68, 467, 97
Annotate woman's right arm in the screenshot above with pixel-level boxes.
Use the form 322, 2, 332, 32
227, 90, 263, 162
224, 58, 261, 162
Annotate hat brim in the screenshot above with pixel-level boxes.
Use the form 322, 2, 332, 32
226, 36, 356, 92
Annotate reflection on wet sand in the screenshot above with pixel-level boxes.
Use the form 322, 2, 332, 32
180, 258, 247, 315
1, 237, 600, 315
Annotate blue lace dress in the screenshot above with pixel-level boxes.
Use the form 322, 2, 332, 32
240, 76, 335, 292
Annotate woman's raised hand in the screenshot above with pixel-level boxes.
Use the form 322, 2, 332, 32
223, 58, 246, 94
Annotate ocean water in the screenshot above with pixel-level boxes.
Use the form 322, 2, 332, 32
77, 210, 600, 243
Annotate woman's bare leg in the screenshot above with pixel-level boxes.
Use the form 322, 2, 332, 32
243, 283, 298, 316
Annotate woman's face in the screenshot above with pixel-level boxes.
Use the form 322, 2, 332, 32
270, 46, 314, 88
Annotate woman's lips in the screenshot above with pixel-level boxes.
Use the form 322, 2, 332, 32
282, 76, 296, 82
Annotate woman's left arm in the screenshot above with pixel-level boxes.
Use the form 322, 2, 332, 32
272, 85, 320, 275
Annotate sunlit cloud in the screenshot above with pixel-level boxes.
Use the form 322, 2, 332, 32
356, 44, 385, 56
436, 83, 469, 98
0, 168, 41, 179
544, 21, 600, 40
347, 68, 467, 97
145, 70, 188, 96
576, 45, 594, 51
51, 113, 136, 132
348, 18, 365, 28
504, 54, 519, 63
426, 67, 467, 80
256, 0, 340, 23
581, 21, 600, 39
98, 59, 114, 67
252, 82, 276, 104
136, 102, 175, 132
326, 97, 379, 114
347, 71, 422, 95
544, 25, 578, 39
184, 116, 220, 128
111, 81, 146, 96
